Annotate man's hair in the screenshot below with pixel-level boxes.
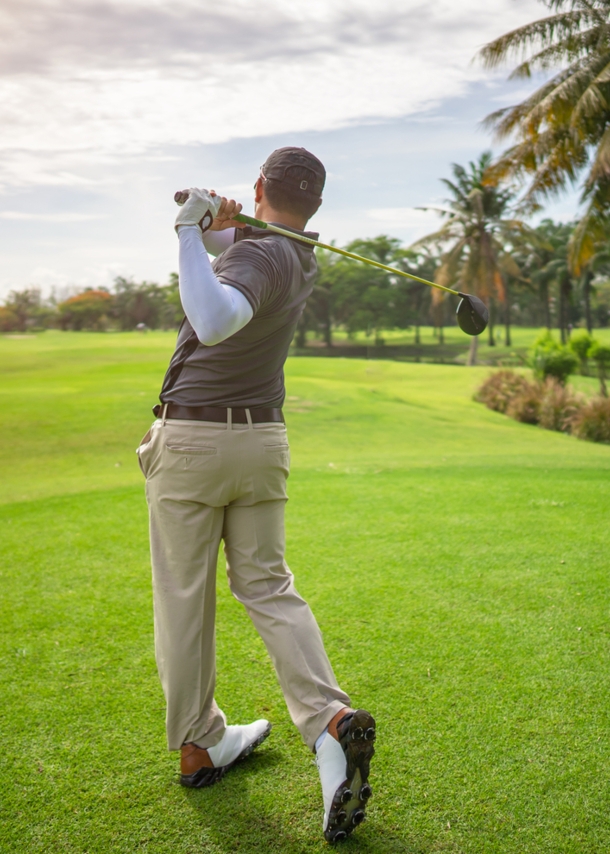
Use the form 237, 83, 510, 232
263, 166, 322, 222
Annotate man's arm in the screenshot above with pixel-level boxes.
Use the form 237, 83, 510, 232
178, 225, 253, 346
173, 188, 253, 346
202, 228, 236, 257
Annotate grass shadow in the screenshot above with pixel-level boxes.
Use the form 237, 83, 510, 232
181, 747, 428, 854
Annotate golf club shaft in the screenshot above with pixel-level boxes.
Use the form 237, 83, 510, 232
232, 213, 459, 297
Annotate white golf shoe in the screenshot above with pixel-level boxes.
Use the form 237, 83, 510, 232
315, 709, 376, 842
180, 719, 271, 788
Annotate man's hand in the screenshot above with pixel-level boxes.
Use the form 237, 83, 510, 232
174, 189, 245, 232
174, 188, 222, 234
209, 191, 245, 231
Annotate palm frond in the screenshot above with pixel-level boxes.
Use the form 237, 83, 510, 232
478, 10, 587, 70
585, 123, 610, 184
567, 201, 608, 272
507, 25, 603, 77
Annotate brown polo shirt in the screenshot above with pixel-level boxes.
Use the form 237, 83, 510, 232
158, 224, 318, 409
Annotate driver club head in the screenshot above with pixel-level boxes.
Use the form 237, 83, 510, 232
456, 293, 489, 336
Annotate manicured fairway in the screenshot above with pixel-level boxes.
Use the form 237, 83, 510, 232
1, 331, 609, 854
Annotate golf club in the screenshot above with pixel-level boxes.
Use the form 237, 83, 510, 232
174, 191, 489, 336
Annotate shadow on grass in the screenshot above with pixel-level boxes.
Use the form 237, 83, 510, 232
181, 748, 427, 854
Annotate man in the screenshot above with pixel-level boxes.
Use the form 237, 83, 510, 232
137, 147, 376, 841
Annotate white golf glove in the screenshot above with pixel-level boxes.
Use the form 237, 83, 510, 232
174, 188, 222, 235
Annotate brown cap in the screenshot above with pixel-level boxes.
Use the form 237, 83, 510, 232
261, 147, 325, 197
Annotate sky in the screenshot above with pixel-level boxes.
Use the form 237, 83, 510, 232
0, 0, 581, 299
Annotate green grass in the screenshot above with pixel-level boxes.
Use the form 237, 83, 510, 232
1, 331, 609, 853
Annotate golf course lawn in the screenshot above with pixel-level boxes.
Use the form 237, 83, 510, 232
1, 330, 609, 854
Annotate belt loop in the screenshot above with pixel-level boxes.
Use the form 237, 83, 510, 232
162, 403, 168, 426
245, 408, 253, 429
227, 407, 232, 430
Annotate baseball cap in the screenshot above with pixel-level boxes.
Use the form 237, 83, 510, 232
260, 147, 326, 197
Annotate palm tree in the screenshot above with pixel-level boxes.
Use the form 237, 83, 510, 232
412, 152, 527, 363
513, 218, 578, 336
479, 0, 610, 275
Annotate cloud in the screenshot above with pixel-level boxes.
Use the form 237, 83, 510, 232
0, 211, 106, 222
0, 0, 520, 76
0, 0, 543, 189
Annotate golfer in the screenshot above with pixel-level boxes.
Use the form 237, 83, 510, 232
137, 147, 376, 841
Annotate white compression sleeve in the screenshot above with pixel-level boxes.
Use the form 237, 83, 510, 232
178, 225, 253, 346
202, 227, 236, 257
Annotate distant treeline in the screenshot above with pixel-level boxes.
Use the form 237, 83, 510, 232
2, 215, 610, 343
0, 274, 182, 334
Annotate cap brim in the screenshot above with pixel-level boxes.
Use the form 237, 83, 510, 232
456, 293, 489, 336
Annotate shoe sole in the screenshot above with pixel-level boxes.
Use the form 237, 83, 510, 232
324, 709, 376, 843
179, 722, 272, 789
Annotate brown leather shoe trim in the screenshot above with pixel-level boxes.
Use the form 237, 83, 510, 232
181, 742, 214, 774
327, 707, 354, 741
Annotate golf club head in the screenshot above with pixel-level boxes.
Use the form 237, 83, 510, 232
456, 293, 488, 336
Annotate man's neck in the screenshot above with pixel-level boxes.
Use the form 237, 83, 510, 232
254, 201, 307, 231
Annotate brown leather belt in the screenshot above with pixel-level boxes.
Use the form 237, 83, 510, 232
153, 403, 284, 424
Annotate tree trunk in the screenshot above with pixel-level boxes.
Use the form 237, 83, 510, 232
295, 319, 307, 348
323, 319, 332, 347
439, 324, 444, 345
600, 366, 608, 398
559, 277, 566, 344
583, 270, 593, 334
504, 281, 511, 347
543, 282, 551, 329
415, 324, 420, 345
487, 298, 495, 346
467, 335, 478, 366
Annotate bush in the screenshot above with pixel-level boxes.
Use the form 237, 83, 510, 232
474, 370, 532, 413
571, 397, 610, 443
570, 330, 594, 375
475, 368, 609, 444
588, 341, 610, 398
506, 383, 543, 424
538, 380, 584, 433
529, 330, 578, 384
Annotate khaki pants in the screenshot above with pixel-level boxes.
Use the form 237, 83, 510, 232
138, 412, 350, 752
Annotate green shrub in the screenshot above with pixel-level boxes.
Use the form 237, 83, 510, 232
588, 341, 610, 398
571, 397, 610, 443
506, 383, 543, 424
529, 330, 578, 384
474, 370, 531, 414
538, 380, 584, 433
570, 330, 594, 375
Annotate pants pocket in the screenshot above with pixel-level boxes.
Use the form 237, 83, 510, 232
136, 428, 154, 477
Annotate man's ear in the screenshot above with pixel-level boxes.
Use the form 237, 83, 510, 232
254, 177, 265, 204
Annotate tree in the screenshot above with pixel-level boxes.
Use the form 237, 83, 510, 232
112, 276, 177, 330
479, 1, 610, 277
413, 152, 528, 363
0, 307, 19, 332
512, 219, 578, 337
310, 236, 422, 347
164, 273, 184, 328
57, 289, 113, 331
2, 289, 44, 332
393, 247, 436, 344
